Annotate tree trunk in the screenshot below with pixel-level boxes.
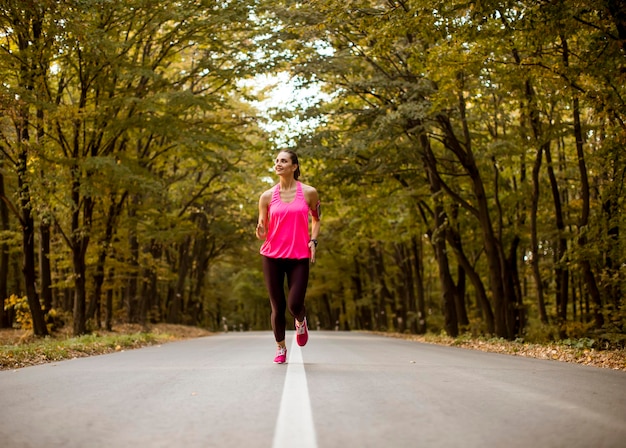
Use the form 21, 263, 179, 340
146, 241, 163, 323
322, 292, 334, 330
141, 264, 159, 324
509, 35, 550, 336
36, 70, 52, 316
410, 236, 427, 334
168, 238, 191, 324
126, 194, 140, 323
432, 211, 458, 338
572, 95, 603, 328
530, 145, 549, 324
187, 216, 210, 326
72, 244, 88, 336
18, 149, 48, 337
419, 133, 458, 337
70, 161, 91, 336
449, 207, 469, 328
455, 264, 468, 327
39, 221, 53, 313
88, 251, 105, 327
364, 246, 381, 330
445, 225, 495, 334
352, 254, 372, 330
0, 159, 10, 328
544, 144, 569, 325
369, 244, 394, 331
602, 195, 621, 315
436, 115, 506, 337
13, 7, 48, 336
401, 242, 419, 333
393, 242, 413, 333
341, 294, 351, 331
505, 236, 525, 336
88, 193, 127, 324
559, 35, 603, 327
105, 269, 114, 331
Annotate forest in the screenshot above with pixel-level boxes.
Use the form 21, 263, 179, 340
0, 0, 624, 345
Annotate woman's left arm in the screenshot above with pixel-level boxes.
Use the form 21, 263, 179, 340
305, 186, 320, 262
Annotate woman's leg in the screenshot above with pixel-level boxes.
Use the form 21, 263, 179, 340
286, 258, 310, 322
262, 256, 287, 343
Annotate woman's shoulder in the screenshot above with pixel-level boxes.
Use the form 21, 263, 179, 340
299, 182, 319, 202
259, 185, 276, 203
299, 182, 317, 194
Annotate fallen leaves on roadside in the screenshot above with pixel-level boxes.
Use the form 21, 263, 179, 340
3, 326, 625, 371
377, 332, 626, 371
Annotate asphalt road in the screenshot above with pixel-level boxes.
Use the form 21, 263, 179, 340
1, 331, 625, 448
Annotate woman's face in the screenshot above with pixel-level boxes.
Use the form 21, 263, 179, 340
274, 152, 297, 177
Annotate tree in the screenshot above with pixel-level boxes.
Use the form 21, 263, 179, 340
269, 0, 626, 339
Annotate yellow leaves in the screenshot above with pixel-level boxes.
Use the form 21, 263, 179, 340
3, 295, 33, 330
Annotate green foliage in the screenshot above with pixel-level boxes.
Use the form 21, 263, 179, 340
264, 0, 626, 340
0, 0, 624, 341
0, 0, 282, 334
561, 337, 596, 350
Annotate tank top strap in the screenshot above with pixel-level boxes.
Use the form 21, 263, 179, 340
296, 181, 304, 200
272, 184, 281, 201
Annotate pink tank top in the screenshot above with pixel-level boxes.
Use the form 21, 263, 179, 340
260, 182, 310, 259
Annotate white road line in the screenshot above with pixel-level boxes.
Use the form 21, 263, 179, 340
272, 337, 318, 448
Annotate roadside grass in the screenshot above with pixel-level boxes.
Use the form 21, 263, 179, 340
2, 325, 625, 371
0, 324, 212, 370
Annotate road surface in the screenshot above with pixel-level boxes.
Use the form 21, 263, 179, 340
1, 331, 625, 447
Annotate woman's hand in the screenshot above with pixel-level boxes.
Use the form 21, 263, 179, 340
308, 240, 317, 263
256, 223, 266, 239
257, 190, 271, 240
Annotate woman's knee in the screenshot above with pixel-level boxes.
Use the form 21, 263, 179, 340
288, 302, 305, 319
271, 299, 287, 315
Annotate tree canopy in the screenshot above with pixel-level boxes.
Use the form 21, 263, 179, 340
1, 0, 625, 344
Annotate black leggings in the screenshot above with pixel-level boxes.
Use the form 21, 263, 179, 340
262, 256, 309, 343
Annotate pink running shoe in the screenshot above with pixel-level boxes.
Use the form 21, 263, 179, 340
296, 317, 309, 347
274, 346, 287, 364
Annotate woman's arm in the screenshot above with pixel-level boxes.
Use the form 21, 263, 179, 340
256, 189, 271, 240
304, 185, 320, 262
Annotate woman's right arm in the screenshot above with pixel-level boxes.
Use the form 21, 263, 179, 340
256, 190, 271, 240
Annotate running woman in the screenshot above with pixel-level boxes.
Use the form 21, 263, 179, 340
256, 150, 321, 364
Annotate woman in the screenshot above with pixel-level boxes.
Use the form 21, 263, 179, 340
256, 150, 321, 364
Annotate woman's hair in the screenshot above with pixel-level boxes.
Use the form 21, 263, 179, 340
282, 149, 301, 180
